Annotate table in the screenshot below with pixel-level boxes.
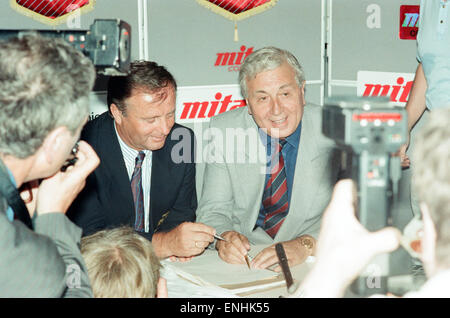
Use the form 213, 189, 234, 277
161, 246, 315, 298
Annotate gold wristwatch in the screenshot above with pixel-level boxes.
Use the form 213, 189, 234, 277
299, 235, 315, 255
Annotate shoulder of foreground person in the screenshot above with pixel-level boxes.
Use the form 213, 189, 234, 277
34, 213, 93, 298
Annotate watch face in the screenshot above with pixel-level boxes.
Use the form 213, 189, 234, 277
301, 237, 314, 250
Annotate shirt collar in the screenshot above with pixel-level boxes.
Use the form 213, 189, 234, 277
258, 121, 302, 149
114, 122, 151, 163
5, 166, 16, 187
284, 121, 302, 149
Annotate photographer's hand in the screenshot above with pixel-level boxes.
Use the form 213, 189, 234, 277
36, 141, 99, 215
292, 180, 401, 298
19, 180, 39, 218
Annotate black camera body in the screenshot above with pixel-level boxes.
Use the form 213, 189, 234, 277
323, 96, 408, 296
0, 19, 131, 76
323, 96, 407, 231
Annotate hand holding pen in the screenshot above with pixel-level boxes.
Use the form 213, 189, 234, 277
215, 230, 252, 267
214, 233, 251, 269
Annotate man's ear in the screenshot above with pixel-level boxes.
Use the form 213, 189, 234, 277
41, 126, 69, 164
300, 81, 306, 106
110, 103, 123, 125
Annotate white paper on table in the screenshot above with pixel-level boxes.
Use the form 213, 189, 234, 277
160, 262, 240, 298
166, 245, 280, 286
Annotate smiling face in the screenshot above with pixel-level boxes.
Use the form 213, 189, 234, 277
111, 85, 176, 151
245, 62, 305, 139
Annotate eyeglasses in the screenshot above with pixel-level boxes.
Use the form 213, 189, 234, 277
60, 141, 79, 172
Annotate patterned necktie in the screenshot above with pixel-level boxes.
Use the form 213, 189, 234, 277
131, 151, 145, 232
262, 139, 289, 239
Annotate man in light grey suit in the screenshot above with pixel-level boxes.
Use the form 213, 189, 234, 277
196, 47, 340, 271
0, 34, 99, 297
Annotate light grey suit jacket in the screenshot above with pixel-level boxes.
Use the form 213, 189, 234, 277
0, 195, 92, 297
196, 103, 341, 244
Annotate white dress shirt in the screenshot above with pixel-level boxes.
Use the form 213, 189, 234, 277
114, 122, 152, 233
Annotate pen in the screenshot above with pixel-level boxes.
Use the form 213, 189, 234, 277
213, 233, 228, 242
244, 254, 251, 269
275, 243, 297, 294
212, 232, 251, 269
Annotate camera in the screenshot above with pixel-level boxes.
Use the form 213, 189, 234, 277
61, 142, 80, 172
0, 19, 131, 76
322, 96, 408, 296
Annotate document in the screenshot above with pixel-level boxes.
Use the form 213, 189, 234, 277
160, 263, 239, 298
163, 245, 286, 296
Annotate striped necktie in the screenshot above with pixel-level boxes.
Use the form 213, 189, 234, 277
262, 139, 289, 239
131, 151, 145, 232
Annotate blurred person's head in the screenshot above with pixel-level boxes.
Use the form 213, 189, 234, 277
107, 61, 177, 151
0, 34, 95, 184
81, 226, 165, 298
413, 108, 450, 276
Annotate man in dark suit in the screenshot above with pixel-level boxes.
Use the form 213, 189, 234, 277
68, 61, 215, 260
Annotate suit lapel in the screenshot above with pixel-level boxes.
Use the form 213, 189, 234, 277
99, 116, 135, 222
237, 112, 267, 233
150, 148, 166, 232
276, 109, 321, 242
150, 132, 177, 232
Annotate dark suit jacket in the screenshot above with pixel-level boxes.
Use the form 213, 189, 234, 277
67, 112, 197, 240
0, 196, 92, 297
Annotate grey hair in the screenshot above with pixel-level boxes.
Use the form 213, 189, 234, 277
0, 33, 96, 158
413, 108, 450, 268
238, 46, 305, 99
81, 226, 161, 298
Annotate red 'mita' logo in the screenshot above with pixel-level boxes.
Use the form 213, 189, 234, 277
399, 5, 420, 40
362, 76, 413, 103
180, 92, 246, 120
214, 45, 254, 72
